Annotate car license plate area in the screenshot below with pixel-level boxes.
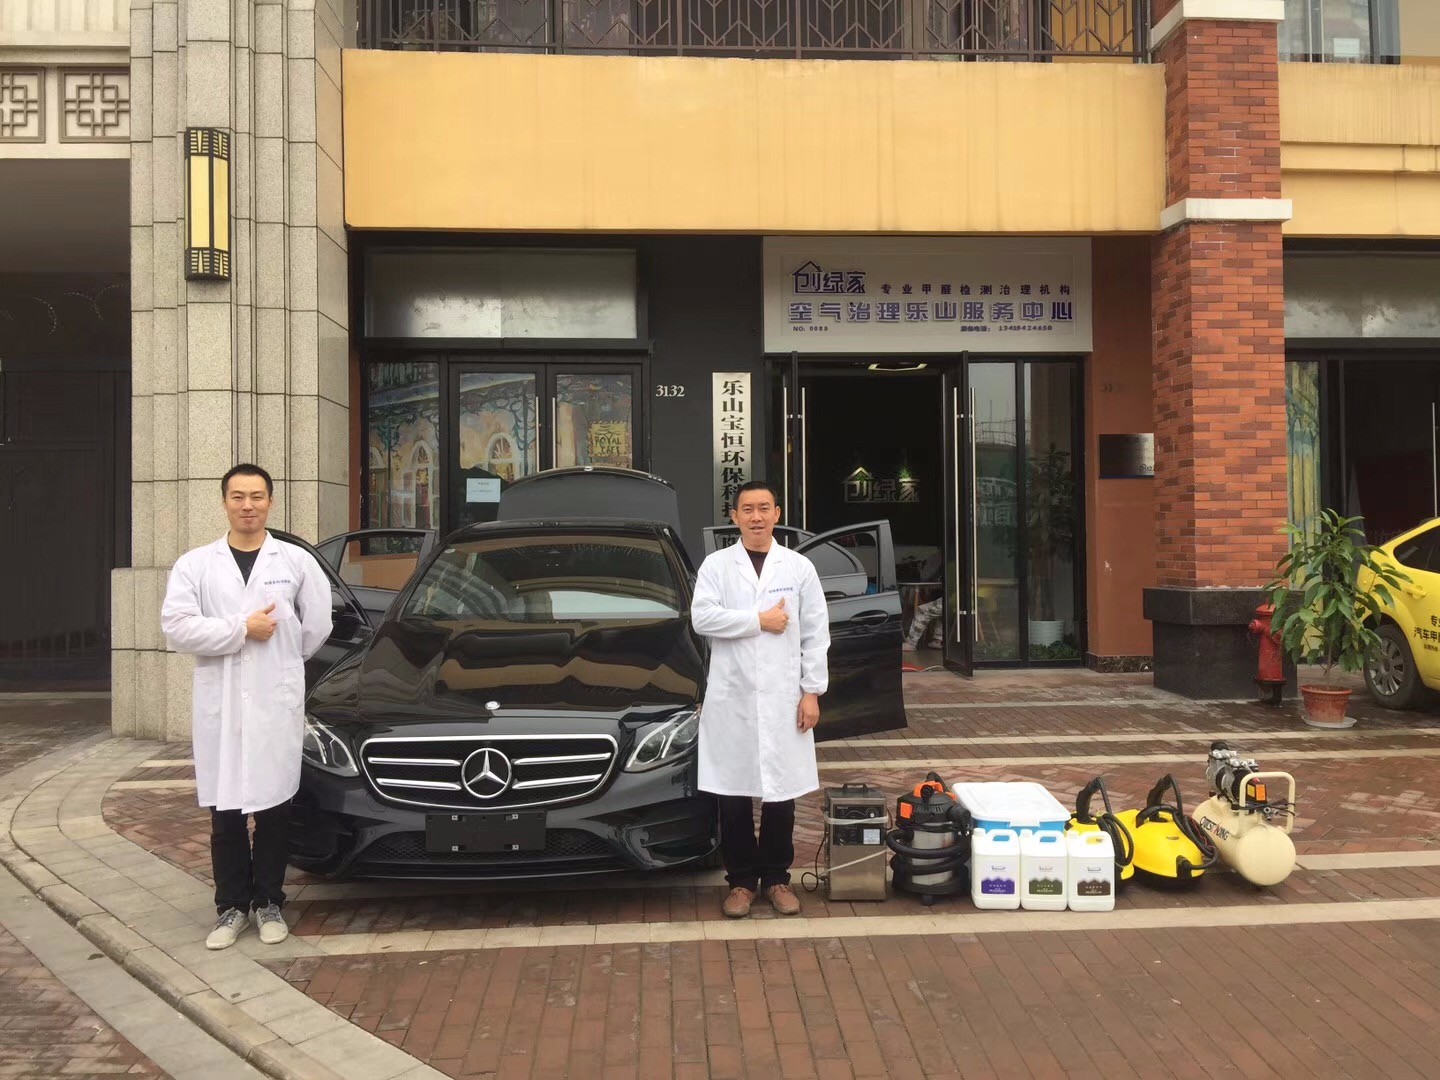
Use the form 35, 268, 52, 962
425, 811, 546, 854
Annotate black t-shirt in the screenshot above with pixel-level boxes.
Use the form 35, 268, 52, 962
231, 545, 260, 584
746, 546, 768, 578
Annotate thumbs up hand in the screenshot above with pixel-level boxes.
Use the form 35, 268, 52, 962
759, 598, 789, 634
246, 603, 277, 641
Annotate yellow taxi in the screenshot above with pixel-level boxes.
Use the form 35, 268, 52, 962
1363, 520, 1440, 710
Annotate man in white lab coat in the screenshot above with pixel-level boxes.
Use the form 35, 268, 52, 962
692, 480, 830, 918
161, 464, 332, 950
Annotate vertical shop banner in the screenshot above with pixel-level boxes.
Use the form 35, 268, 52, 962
713, 373, 752, 522
763, 237, 1093, 354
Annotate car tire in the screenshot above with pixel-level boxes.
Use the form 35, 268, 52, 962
1365, 623, 1434, 711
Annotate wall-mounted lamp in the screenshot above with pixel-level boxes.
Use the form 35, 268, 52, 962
185, 127, 230, 280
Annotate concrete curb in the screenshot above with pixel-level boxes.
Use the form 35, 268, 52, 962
0, 737, 442, 1080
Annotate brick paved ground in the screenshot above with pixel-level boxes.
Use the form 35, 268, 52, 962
43, 670, 1440, 1079
265, 918, 1440, 1080
0, 925, 168, 1079
101, 675, 1440, 931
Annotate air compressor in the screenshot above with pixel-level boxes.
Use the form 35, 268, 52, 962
1193, 741, 1298, 887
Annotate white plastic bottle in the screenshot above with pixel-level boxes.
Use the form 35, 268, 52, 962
1066, 829, 1116, 912
970, 828, 1020, 910
1020, 829, 1068, 911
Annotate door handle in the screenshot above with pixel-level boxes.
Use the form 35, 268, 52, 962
850, 611, 889, 626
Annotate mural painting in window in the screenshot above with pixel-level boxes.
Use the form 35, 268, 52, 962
365, 362, 441, 530
457, 371, 540, 492
556, 374, 634, 470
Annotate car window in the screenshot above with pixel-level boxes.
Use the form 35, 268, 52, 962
404, 533, 681, 623
802, 531, 879, 599
1394, 528, 1440, 573
338, 533, 427, 590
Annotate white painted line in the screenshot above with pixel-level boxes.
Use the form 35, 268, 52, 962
837, 727, 1440, 748
137, 760, 195, 768
818, 747, 1440, 771
111, 780, 198, 791
906, 699, 1176, 710
1298, 851, 1440, 871
285, 896, 1440, 956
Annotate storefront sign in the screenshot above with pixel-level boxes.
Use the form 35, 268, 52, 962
712, 373, 752, 522
763, 237, 1093, 354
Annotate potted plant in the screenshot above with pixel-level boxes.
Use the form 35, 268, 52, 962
1026, 444, 1076, 648
1266, 510, 1409, 728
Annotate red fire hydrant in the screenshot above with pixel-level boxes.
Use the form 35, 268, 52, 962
1248, 603, 1285, 706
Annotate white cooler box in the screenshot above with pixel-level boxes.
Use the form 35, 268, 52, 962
952, 782, 1070, 835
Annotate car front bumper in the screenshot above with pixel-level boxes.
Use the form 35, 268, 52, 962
288, 756, 716, 880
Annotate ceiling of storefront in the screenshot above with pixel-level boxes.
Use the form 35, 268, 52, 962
0, 159, 128, 274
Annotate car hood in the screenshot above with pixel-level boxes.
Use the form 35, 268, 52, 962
319, 615, 704, 728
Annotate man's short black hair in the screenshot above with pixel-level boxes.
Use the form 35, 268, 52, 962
733, 479, 780, 509
222, 463, 274, 498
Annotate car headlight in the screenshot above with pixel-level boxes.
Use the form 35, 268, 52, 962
625, 708, 700, 772
302, 717, 359, 777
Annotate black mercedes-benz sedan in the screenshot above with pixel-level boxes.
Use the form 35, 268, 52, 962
277, 467, 905, 880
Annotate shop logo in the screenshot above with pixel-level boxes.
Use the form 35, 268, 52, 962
792, 262, 867, 296
844, 467, 918, 504
461, 748, 512, 800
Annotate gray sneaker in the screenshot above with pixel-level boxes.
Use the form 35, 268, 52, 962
256, 903, 289, 945
205, 907, 249, 950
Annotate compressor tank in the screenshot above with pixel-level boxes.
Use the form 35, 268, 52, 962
1194, 794, 1297, 887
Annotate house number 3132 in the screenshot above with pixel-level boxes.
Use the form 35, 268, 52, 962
655, 385, 686, 398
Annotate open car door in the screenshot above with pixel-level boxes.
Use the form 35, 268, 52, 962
795, 521, 907, 740
312, 527, 436, 625
272, 530, 375, 691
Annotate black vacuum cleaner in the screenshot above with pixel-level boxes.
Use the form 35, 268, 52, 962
885, 772, 973, 905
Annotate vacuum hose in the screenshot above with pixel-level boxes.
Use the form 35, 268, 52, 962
1134, 774, 1219, 878
1073, 776, 1135, 872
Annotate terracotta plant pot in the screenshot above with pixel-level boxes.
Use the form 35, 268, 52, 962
1299, 685, 1356, 729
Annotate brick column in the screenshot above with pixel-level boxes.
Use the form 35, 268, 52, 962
1142, 0, 1293, 699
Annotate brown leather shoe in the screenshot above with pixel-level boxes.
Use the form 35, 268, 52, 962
765, 884, 801, 916
722, 887, 757, 919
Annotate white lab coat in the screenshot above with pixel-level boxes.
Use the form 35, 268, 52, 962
161, 533, 333, 814
691, 540, 830, 802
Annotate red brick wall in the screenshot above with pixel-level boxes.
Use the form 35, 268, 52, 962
1162, 23, 1282, 201
1151, 16, 1288, 590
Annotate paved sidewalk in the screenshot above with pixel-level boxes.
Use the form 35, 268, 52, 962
6, 671, 1440, 1079
0, 920, 168, 1079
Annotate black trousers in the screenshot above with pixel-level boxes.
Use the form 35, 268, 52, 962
210, 801, 290, 915
716, 795, 795, 892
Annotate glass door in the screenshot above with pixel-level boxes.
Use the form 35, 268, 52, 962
447, 360, 643, 531
449, 364, 543, 530
550, 366, 641, 471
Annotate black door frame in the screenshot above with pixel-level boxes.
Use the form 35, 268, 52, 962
765, 352, 1087, 671
360, 349, 651, 536
1288, 344, 1440, 536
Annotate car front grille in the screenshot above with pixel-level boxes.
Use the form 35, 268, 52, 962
359, 734, 619, 811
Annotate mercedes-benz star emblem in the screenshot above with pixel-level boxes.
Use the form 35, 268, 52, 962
461, 748, 512, 800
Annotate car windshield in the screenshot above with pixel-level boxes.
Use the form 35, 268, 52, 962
403, 533, 682, 623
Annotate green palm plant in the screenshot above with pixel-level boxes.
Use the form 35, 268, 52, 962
1266, 510, 1409, 688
